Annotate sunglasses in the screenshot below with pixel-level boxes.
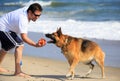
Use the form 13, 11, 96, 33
33, 12, 41, 17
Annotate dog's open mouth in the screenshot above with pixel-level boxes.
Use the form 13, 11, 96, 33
47, 38, 56, 43
45, 34, 56, 43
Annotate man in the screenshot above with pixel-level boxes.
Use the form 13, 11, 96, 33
0, 3, 45, 77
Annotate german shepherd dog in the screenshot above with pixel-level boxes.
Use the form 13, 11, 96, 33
45, 28, 105, 79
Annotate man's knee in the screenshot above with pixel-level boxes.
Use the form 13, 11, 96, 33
15, 45, 24, 52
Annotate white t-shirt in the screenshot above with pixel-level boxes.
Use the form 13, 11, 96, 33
0, 7, 29, 34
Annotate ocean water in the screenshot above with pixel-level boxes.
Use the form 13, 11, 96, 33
0, 0, 120, 67
0, 0, 120, 40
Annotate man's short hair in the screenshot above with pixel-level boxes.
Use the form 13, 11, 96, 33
27, 3, 43, 13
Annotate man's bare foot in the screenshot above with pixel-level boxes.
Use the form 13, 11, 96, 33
0, 67, 9, 73
14, 72, 31, 78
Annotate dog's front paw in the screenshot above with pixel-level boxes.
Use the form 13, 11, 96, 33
66, 73, 74, 80
66, 73, 71, 78
102, 75, 105, 79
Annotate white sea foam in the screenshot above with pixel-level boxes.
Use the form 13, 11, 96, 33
3, 1, 120, 41
24, 0, 52, 7
4, 0, 52, 7
28, 19, 120, 41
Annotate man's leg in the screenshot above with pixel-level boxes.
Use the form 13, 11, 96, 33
0, 49, 9, 72
14, 45, 30, 78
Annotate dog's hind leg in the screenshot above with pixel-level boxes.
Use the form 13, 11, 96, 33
95, 55, 105, 78
95, 51, 105, 78
84, 62, 94, 77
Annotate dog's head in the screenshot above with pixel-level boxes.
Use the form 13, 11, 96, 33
45, 27, 66, 47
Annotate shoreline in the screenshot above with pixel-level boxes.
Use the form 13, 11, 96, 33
0, 54, 120, 81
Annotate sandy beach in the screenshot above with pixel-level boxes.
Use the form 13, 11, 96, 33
0, 54, 120, 81
0, 32, 120, 81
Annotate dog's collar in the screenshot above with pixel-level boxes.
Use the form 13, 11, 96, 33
64, 36, 72, 45
61, 36, 72, 51
65, 38, 68, 44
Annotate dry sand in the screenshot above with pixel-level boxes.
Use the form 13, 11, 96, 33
0, 54, 120, 81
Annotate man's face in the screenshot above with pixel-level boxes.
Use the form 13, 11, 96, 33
30, 10, 41, 22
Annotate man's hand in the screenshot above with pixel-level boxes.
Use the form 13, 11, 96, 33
36, 38, 46, 47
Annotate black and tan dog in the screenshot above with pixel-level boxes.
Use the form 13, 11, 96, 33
45, 28, 105, 79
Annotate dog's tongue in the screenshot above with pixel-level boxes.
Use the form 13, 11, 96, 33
47, 40, 53, 43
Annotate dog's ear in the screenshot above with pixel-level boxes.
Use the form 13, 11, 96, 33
57, 27, 62, 37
